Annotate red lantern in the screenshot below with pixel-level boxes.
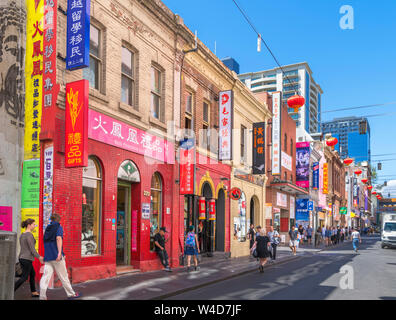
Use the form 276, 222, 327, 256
367, 185, 373, 190
354, 170, 362, 176
326, 137, 338, 150
287, 95, 305, 113
198, 197, 206, 220
343, 158, 353, 166
209, 199, 216, 221
372, 191, 377, 195
361, 178, 368, 184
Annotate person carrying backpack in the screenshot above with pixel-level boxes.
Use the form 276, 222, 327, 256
185, 225, 200, 272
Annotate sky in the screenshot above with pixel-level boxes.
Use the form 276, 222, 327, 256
163, 0, 396, 194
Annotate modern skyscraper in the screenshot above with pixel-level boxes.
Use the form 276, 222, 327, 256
238, 62, 323, 140
321, 116, 371, 163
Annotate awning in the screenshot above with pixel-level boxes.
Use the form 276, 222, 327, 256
270, 179, 309, 196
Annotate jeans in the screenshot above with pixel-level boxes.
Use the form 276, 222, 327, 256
353, 239, 359, 251
157, 249, 169, 268
14, 259, 36, 292
271, 243, 277, 260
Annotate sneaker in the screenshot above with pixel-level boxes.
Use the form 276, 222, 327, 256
68, 292, 82, 300
187, 267, 191, 272
194, 266, 200, 271
164, 267, 172, 272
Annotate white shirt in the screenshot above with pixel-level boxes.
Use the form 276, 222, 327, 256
352, 231, 360, 239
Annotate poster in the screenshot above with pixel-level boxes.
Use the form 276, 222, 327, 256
142, 203, 150, 220
0, 206, 12, 231
295, 199, 309, 221
312, 162, 319, 190
296, 142, 310, 188
43, 145, 53, 231
252, 122, 265, 174
21, 159, 40, 209
290, 196, 295, 219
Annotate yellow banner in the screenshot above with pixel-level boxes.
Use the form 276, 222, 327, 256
24, 0, 43, 160
21, 208, 40, 252
323, 163, 328, 194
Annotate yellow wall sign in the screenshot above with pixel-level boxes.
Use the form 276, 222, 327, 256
323, 163, 328, 194
24, 0, 43, 160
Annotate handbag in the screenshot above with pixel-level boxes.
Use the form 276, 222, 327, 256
252, 248, 258, 258
15, 262, 23, 277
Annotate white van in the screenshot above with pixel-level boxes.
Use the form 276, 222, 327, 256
381, 213, 396, 249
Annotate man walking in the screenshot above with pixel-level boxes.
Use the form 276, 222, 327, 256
267, 226, 280, 261
306, 225, 313, 245
289, 225, 298, 255
351, 228, 361, 252
39, 214, 81, 300
154, 227, 172, 272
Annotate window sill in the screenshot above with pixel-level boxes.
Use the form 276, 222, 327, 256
89, 88, 109, 105
149, 116, 167, 130
119, 102, 143, 119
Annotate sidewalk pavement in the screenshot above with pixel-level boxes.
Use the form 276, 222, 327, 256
14, 239, 353, 300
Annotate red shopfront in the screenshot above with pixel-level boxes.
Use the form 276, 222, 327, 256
43, 108, 176, 283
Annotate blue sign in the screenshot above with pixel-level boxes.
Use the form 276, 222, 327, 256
308, 201, 314, 211
312, 162, 319, 190
296, 199, 309, 221
66, 0, 90, 70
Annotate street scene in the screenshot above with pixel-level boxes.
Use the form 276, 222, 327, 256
1, 0, 396, 305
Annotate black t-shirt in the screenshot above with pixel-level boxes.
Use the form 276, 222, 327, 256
154, 233, 165, 252
248, 228, 255, 241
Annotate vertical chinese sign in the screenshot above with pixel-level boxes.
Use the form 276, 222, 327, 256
66, 0, 90, 70
323, 163, 328, 194
65, 80, 89, 167
271, 92, 281, 175
252, 122, 265, 174
22, 0, 44, 249
296, 142, 310, 188
179, 138, 195, 195
219, 90, 233, 161
43, 145, 54, 230
312, 162, 319, 190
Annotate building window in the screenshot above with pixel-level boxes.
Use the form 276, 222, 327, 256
202, 101, 210, 151
82, 157, 102, 256
284, 134, 287, 152
241, 125, 246, 163
121, 46, 135, 107
290, 139, 293, 156
84, 25, 102, 91
150, 173, 162, 252
284, 172, 287, 181
151, 66, 162, 120
185, 91, 193, 130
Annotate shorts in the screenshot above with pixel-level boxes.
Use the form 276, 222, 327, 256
185, 245, 198, 256
289, 240, 298, 247
307, 235, 312, 239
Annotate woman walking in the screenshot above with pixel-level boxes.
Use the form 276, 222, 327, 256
14, 219, 44, 297
185, 225, 200, 272
250, 229, 271, 273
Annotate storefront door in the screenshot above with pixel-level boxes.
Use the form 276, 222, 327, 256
117, 183, 131, 265
215, 189, 225, 252
200, 183, 214, 256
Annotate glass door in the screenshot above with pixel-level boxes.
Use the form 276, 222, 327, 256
116, 184, 131, 265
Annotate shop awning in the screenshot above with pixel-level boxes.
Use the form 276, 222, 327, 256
269, 179, 309, 195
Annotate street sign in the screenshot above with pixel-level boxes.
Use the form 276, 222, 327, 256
308, 201, 314, 211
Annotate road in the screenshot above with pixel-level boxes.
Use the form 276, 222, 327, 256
166, 236, 396, 300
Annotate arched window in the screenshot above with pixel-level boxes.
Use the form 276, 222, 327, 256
82, 157, 102, 256
150, 172, 162, 251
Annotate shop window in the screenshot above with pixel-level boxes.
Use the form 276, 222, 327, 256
83, 24, 102, 92
234, 192, 247, 242
82, 157, 102, 256
150, 172, 162, 251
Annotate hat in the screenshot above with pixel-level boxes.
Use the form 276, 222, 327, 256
160, 227, 168, 232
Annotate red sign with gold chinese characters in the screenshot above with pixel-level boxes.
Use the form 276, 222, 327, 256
65, 80, 88, 167
209, 199, 216, 221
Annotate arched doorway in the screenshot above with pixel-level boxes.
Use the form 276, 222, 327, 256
199, 182, 213, 256
215, 189, 226, 252
250, 196, 259, 227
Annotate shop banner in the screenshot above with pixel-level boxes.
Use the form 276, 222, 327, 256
290, 197, 295, 219
340, 207, 347, 215
179, 138, 194, 195
271, 92, 281, 175
209, 199, 216, 221
296, 142, 310, 188
65, 79, 89, 167
0, 206, 12, 231
66, 0, 90, 70
199, 197, 206, 220
43, 145, 54, 231
281, 151, 292, 171
219, 90, 233, 161
312, 162, 319, 190
252, 122, 265, 174
323, 163, 328, 194
131, 210, 138, 252
88, 109, 175, 164
276, 192, 287, 207
296, 199, 309, 221
24, 0, 44, 160
21, 160, 41, 209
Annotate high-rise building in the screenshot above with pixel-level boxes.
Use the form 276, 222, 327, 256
221, 57, 240, 74
238, 62, 323, 139
321, 116, 371, 163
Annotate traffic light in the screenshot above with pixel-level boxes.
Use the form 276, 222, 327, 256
378, 162, 382, 170
359, 120, 367, 134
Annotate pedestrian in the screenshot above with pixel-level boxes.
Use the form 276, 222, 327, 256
248, 224, 255, 249
351, 228, 361, 252
288, 225, 298, 255
336, 226, 341, 244
306, 225, 313, 245
255, 225, 262, 238
250, 229, 271, 273
315, 227, 322, 247
14, 219, 44, 297
184, 225, 200, 272
321, 225, 326, 245
154, 227, 172, 272
39, 214, 81, 300
341, 226, 345, 242
267, 226, 280, 261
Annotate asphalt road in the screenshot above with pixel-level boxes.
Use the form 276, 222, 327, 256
167, 236, 396, 300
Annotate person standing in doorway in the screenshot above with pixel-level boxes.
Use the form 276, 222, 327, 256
267, 226, 280, 261
351, 228, 361, 252
39, 214, 81, 300
289, 225, 298, 255
185, 225, 200, 272
154, 227, 172, 272
248, 224, 255, 249
250, 229, 271, 273
14, 219, 44, 297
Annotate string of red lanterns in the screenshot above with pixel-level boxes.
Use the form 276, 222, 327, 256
354, 170, 362, 176
287, 95, 305, 113
343, 158, 353, 166
326, 137, 338, 150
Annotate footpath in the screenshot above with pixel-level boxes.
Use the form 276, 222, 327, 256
14, 239, 351, 300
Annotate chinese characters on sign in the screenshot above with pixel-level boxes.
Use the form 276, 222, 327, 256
271, 92, 281, 175
323, 162, 329, 194
66, 0, 90, 70
281, 151, 292, 171
313, 162, 319, 190
219, 90, 233, 161
296, 142, 310, 188
65, 80, 89, 167
252, 122, 265, 174
179, 138, 195, 195
43, 145, 54, 230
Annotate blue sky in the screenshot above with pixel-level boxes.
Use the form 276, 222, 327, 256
163, 0, 396, 190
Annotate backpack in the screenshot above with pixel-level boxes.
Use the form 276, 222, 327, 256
185, 232, 195, 247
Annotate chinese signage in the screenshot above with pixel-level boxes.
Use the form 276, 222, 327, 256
281, 151, 292, 171
209, 199, 216, 221
252, 122, 265, 174
276, 192, 287, 208
179, 138, 195, 195
271, 92, 281, 175
65, 79, 89, 167
296, 142, 310, 188
199, 197, 206, 220
25, 0, 44, 160
323, 163, 328, 194
290, 196, 295, 219
88, 109, 175, 163
312, 162, 319, 190
219, 90, 233, 161
142, 203, 150, 220
43, 145, 54, 231
66, 0, 90, 70
296, 199, 309, 221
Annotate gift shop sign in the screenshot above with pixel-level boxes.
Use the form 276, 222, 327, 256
179, 138, 195, 195
65, 80, 89, 167
88, 109, 174, 163
219, 90, 233, 161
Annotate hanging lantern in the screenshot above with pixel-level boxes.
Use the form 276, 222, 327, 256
367, 185, 373, 190
326, 137, 338, 150
198, 197, 206, 220
354, 170, 362, 176
372, 191, 377, 195
343, 158, 353, 166
287, 94, 305, 113
208, 199, 216, 221
361, 178, 368, 184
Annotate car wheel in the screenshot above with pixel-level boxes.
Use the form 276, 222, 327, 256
381, 244, 386, 249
